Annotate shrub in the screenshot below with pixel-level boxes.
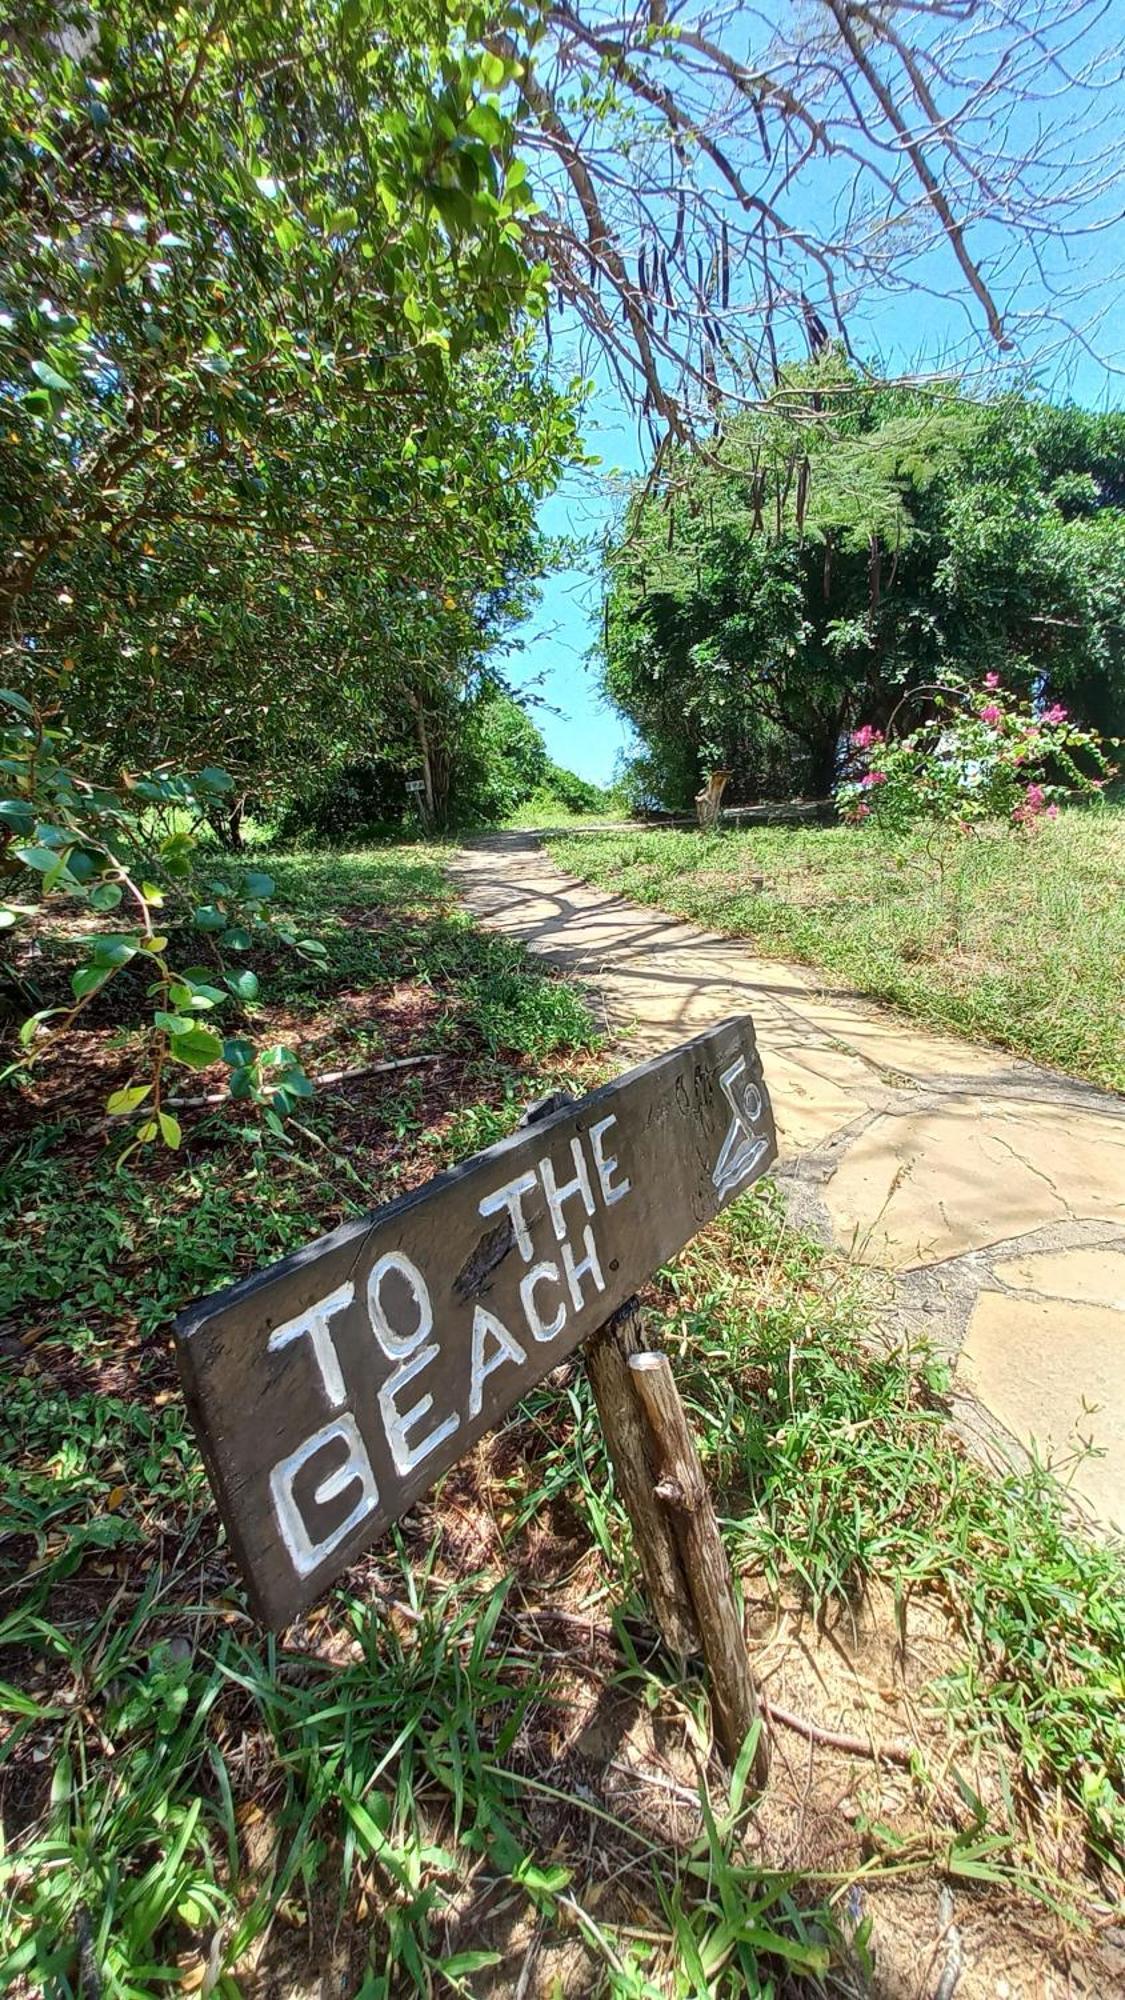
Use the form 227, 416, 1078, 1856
541, 761, 606, 813
1, 692, 320, 1141
837, 677, 1117, 830
274, 758, 412, 846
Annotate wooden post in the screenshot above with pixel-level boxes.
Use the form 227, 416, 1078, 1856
629, 1351, 770, 1784
585, 1301, 699, 1656
694, 768, 731, 829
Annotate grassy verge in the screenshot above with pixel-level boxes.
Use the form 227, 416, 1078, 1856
3, 844, 1124, 1996
546, 806, 1125, 1090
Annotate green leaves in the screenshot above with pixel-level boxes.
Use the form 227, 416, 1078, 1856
158, 1110, 182, 1150
106, 1085, 152, 1115
91, 935, 140, 968
0, 0, 586, 1158
30, 359, 71, 394
169, 1026, 224, 1071
71, 965, 110, 999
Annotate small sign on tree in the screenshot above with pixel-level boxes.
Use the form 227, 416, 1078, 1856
175, 1016, 777, 1772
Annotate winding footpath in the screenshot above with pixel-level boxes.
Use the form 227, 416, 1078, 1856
449, 832, 1125, 1532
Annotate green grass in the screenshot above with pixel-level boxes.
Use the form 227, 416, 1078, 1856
3, 841, 1125, 1996
503, 800, 624, 830
546, 805, 1125, 1090
2, 845, 852, 1997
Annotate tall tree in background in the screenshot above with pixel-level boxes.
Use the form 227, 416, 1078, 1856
602, 368, 1125, 807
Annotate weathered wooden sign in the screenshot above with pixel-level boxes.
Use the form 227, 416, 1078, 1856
175, 1015, 776, 1628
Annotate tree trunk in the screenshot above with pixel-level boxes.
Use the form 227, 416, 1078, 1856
808, 729, 841, 798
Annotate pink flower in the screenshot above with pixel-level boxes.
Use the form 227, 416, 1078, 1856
1012, 780, 1048, 827
852, 802, 871, 820
984, 672, 1001, 689
1041, 703, 1068, 725
850, 724, 883, 751
979, 703, 1002, 726
860, 770, 887, 789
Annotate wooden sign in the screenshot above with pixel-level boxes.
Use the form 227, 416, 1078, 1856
174, 1015, 776, 1627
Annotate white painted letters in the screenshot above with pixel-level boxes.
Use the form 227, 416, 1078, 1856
270, 1413, 378, 1576
378, 1343, 460, 1475
367, 1251, 432, 1359
539, 1137, 596, 1243
469, 1307, 527, 1417
589, 1116, 631, 1207
270, 1093, 640, 1580
267, 1282, 355, 1408
477, 1170, 538, 1262
561, 1224, 605, 1311
520, 1260, 567, 1343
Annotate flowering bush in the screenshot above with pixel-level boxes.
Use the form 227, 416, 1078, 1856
837, 677, 1117, 831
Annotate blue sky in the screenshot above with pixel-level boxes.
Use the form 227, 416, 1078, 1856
501, 16, 1125, 788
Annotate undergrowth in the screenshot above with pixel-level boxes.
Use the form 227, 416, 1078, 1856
660, 1199, 1125, 1873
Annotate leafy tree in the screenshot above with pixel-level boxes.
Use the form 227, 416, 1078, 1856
0, 3, 578, 800
602, 368, 1125, 807
449, 685, 549, 824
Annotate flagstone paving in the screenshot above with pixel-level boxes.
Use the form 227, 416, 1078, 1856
449, 833, 1125, 1532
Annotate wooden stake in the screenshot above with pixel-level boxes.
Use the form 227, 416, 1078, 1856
585, 1300, 699, 1657
628, 1350, 770, 1784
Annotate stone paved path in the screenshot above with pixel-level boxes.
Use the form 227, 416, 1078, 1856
449, 833, 1125, 1531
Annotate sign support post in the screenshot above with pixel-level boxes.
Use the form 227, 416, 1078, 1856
630, 1350, 771, 1784
519, 1091, 700, 1660
584, 1298, 700, 1657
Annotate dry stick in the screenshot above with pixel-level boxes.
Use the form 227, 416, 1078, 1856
97, 1052, 443, 1125
584, 1300, 700, 1657
514, 1607, 913, 1767
629, 1350, 770, 1786
760, 1697, 914, 1768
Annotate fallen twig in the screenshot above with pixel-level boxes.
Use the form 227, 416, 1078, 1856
761, 1695, 915, 1767
91, 1052, 443, 1129
517, 1605, 916, 1767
